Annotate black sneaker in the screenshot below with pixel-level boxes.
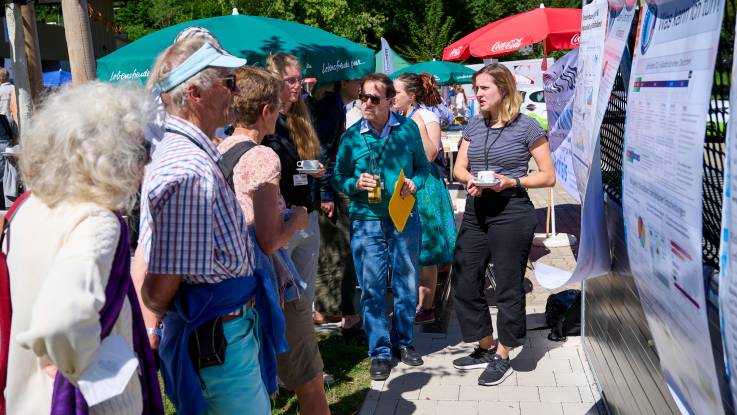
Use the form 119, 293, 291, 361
452, 346, 498, 370
477, 354, 513, 386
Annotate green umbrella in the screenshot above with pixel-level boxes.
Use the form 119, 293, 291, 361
390, 61, 475, 85
375, 49, 411, 74
97, 15, 375, 84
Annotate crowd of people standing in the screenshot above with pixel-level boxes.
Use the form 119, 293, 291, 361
1, 28, 555, 414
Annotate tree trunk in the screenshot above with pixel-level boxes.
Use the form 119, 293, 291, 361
5, 3, 32, 135
20, 2, 43, 104
61, 0, 96, 85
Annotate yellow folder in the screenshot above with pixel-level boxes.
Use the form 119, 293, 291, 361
388, 169, 416, 232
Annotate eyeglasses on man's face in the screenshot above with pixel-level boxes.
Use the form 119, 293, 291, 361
358, 92, 388, 105
284, 76, 303, 86
219, 74, 237, 92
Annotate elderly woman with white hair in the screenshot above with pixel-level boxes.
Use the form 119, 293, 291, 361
1, 82, 163, 414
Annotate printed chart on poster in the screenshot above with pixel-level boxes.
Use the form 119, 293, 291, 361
623, 0, 725, 413
720, 14, 737, 411
535, 0, 634, 289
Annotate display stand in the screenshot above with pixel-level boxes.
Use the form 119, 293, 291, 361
533, 187, 578, 248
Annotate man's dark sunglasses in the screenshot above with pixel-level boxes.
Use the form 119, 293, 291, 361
220, 74, 237, 92
358, 92, 386, 105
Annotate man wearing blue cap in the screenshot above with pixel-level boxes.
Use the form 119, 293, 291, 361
139, 37, 285, 415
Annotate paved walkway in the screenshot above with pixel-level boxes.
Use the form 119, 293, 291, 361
358, 182, 605, 415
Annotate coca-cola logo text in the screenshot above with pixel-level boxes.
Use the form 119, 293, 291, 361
490, 38, 523, 53
571, 33, 580, 45
447, 46, 464, 58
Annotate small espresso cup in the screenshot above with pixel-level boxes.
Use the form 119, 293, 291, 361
297, 160, 320, 170
476, 170, 498, 183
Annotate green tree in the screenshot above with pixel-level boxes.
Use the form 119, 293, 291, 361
397, 0, 459, 61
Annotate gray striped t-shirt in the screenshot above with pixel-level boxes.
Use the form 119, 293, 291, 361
462, 114, 546, 178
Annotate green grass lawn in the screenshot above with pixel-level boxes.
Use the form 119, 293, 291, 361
160, 332, 370, 415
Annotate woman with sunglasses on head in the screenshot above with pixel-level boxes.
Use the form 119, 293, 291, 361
262, 53, 329, 415
393, 73, 457, 325
451, 64, 555, 386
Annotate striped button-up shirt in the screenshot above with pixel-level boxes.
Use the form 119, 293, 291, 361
139, 116, 253, 284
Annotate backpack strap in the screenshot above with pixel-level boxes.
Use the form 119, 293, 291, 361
0, 191, 30, 414
220, 141, 258, 191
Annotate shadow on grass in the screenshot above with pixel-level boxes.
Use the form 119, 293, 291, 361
271, 332, 371, 415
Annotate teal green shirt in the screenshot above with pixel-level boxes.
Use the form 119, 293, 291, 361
333, 113, 431, 220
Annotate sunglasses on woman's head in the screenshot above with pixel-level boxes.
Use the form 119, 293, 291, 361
358, 93, 386, 105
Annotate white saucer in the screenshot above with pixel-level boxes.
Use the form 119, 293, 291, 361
297, 168, 321, 174
475, 180, 499, 188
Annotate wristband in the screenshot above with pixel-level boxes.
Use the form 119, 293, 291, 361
514, 177, 522, 189
146, 327, 163, 337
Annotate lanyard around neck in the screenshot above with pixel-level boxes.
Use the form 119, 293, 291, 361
361, 129, 391, 174
483, 119, 506, 171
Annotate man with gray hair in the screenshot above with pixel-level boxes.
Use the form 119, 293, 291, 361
139, 37, 285, 415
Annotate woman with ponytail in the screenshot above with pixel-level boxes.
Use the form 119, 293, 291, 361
393, 72, 457, 325
263, 53, 330, 415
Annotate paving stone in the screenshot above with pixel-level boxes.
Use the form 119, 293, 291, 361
437, 400, 478, 415
379, 383, 422, 401
516, 370, 557, 387
578, 386, 596, 403
373, 399, 398, 414
562, 402, 600, 415
555, 372, 590, 387
395, 400, 438, 415
358, 399, 378, 415
539, 386, 582, 403
418, 385, 460, 401
521, 402, 564, 415
458, 385, 501, 401
478, 402, 521, 415
496, 386, 540, 402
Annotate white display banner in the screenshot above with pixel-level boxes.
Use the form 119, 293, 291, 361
380, 38, 394, 75
535, 0, 634, 289
623, 0, 725, 413
719, 11, 737, 410
544, 48, 580, 201
570, 0, 607, 198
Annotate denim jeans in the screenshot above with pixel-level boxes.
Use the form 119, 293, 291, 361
350, 212, 421, 360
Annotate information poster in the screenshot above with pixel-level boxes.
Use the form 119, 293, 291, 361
544, 48, 580, 201
623, 0, 725, 413
719, 14, 737, 410
570, 0, 608, 198
535, 0, 634, 289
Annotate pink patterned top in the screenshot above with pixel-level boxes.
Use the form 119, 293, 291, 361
218, 134, 286, 224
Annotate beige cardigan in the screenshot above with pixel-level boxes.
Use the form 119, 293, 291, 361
5, 195, 142, 414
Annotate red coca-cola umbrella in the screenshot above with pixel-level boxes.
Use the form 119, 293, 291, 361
442, 6, 582, 65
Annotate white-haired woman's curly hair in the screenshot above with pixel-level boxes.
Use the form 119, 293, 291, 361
19, 81, 152, 212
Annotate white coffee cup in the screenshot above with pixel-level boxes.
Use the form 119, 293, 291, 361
476, 170, 498, 183
297, 160, 320, 170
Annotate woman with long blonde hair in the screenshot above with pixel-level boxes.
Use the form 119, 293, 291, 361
262, 52, 329, 415
450, 63, 555, 386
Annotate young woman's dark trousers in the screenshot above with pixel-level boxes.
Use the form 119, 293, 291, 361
452, 190, 537, 347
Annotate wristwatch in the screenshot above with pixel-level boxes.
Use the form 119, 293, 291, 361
514, 177, 522, 189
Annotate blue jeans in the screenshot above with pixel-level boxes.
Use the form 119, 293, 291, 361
200, 308, 270, 414
350, 212, 421, 360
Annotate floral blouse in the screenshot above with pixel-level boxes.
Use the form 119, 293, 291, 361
218, 134, 286, 224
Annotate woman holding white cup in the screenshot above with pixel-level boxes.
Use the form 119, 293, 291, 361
450, 63, 555, 387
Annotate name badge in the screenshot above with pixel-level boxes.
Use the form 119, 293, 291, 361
293, 174, 309, 186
